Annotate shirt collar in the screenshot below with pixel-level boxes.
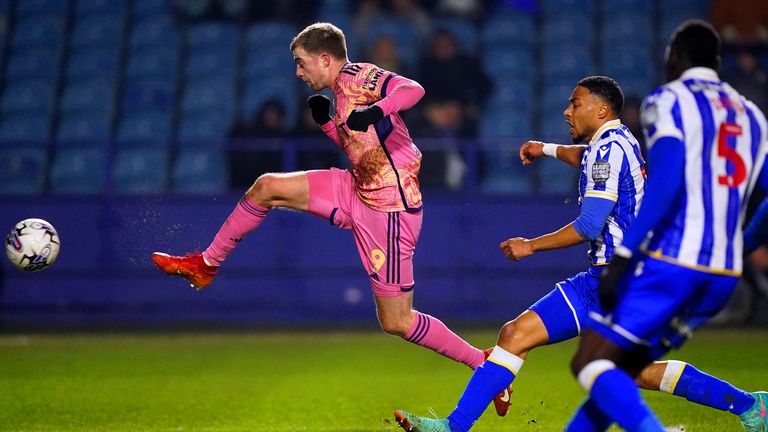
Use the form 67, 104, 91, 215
590, 119, 622, 145
680, 67, 720, 82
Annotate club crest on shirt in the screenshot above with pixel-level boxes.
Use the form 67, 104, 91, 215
592, 159, 611, 186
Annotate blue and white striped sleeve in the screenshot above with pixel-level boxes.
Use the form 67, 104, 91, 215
642, 87, 683, 149
584, 140, 625, 202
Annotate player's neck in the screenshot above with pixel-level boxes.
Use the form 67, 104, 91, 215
327, 58, 349, 87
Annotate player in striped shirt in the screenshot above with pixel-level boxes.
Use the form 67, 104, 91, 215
394, 75, 762, 432
568, 20, 768, 432
150, 23, 512, 405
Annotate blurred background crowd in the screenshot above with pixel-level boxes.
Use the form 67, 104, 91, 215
0, 0, 766, 197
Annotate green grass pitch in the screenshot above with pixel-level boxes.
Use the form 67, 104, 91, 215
1, 328, 766, 431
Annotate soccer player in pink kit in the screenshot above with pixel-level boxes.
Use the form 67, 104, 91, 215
151, 22, 512, 414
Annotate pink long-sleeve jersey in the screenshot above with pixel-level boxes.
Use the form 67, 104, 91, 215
319, 62, 424, 213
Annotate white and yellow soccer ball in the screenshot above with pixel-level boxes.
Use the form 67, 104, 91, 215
5, 218, 60, 272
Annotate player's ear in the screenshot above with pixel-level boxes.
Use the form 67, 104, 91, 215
320, 53, 331, 68
599, 103, 609, 119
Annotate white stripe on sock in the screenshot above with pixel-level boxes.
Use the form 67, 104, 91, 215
578, 359, 615, 392
659, 361, 687, 394
487, 346, 524, 375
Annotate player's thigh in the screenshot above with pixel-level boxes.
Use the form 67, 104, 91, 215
374, 291, 414, 327
304, 168, 355, 227
249, 171, 311, 211
590, 258, 701, 354
352, 205, 423, 298
528, 270, 599, 344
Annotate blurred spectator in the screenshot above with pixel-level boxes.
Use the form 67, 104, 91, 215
417, 29, 491, 135
411, 97, 470, 189
723, 48, 768, 113
391, 0, 432, 40
363, 35, 409, 75
436, 0, 483, 20
294, 102, 341, 170
228, 99, 288, 188
229, 99, 288, 138
713, 0, 768, 43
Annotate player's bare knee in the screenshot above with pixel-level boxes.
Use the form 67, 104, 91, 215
380, 316, 409, 337
497, 320, 529, 355
246, 174, 277, 207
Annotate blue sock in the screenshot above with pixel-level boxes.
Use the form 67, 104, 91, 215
447, 347, 523, 432
590, 368, 664, 432
565, 398, 613, 431
667, 362, 754, 415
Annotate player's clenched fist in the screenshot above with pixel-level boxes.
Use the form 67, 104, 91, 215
519, 141, 545, 166
307, 94, 332, 125
500, 237, 535, 261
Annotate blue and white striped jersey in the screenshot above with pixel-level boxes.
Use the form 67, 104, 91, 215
578, 119, 646, 265
641, 67, 768, 274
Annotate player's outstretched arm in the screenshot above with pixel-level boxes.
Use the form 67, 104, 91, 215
499, 223, 584, 261
743, 161, 768, 254
347, 75, 425, 132
520, 141, 586, 168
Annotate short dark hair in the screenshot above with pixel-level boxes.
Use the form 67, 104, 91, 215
290, 22, 348, 60
577, 75, 624, 115
670, 20, 720, 70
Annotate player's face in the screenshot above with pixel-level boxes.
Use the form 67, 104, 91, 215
563, 86, 601, 144
293, 47, 329, 91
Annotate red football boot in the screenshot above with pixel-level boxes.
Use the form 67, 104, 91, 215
483, 347, 514, 416
151, 251, 217, 290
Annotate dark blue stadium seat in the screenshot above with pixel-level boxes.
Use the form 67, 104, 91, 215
61, 80, 116, 113
182, 79, 235, 114
486, 84, 534, 114
602, 12, 652, 45
71, 15, 124, 48
112, 148, 168, 194
126, 47, 179, 81
482, 46, 534, 81
172, 149, 228, 194
12, 15, 65, 48
542, 14, 594, 45
75, 0, 126, 16
187, 22, 239, 49
122, 80, 175, 112
0, 113, 50, 143
178, 111, 232, 144
2, 79, 56, 113
537, 158, 579, 195
542, 44, 595, 80
130, 14, 180, 49
185, 47, 237, 79
50, 147, 106, 194
15, 0, 67, 17
540, 108, 571, 142
541, 0, 595, 16
7, 48, 60, 80
246, 21, 298, 49
67, 48, 120, 81
133, 0, 171, 16
479, 142, 532, 195
245, 49, 294, 79
56, 112, 112, 144
480, 110, 532, 139
116, 111, 172, 145
481, 13, 535, 47
0, 148, 47, 194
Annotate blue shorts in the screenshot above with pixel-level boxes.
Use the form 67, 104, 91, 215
587, 255, 739, 359
529, 266, 601, 344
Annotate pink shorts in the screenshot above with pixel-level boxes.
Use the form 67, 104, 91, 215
306, 168, 423, 297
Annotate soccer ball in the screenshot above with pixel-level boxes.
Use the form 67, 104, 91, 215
5, 218, 60, 272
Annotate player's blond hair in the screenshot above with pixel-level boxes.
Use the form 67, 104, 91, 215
290, 22, 348, 60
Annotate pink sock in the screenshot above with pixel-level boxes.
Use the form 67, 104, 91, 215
202, 196, 269, 266
404, 311, 485, 369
